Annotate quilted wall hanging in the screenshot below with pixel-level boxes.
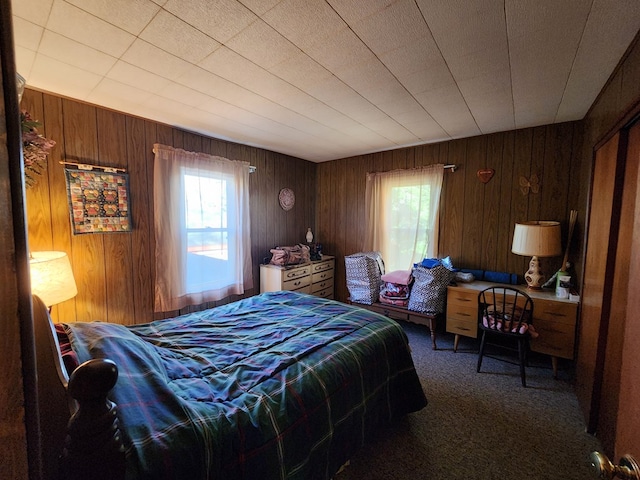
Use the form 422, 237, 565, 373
64, 166, 132, 234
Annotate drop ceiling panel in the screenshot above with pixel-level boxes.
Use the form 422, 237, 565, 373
87, 78, 154, 112
225, 20, 299, 70
11, 0, 640, 162
39, 30, 117, 76
121, 39, 193, 81
107, 61, 173, 94
65, 0, 161, 35
29, 54, 102, 100
163, 0, 257, 43
12, 0, 53, 27
46, 1, 135, 57
139, 9, 221, 63
12, 17, 42, 52
557, 0, 640, 121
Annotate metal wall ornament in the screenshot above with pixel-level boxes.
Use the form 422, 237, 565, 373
278, 188, 295, 211
477, 168, 495, 184
519, 174, 540, 195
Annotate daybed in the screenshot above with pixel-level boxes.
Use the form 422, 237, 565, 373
34, 290, 427, 480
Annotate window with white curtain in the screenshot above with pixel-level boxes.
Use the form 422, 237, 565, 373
153, 144, 253, 313
363, 165, 444, 272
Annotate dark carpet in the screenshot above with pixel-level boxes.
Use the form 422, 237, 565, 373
335, 321, 601, 480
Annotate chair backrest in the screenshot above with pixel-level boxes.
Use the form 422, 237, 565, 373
478, 286, 534, 335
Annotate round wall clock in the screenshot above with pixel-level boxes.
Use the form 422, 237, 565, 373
279, 188, 295, 211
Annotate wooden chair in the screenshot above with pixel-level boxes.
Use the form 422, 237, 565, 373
476, 286, 534, 387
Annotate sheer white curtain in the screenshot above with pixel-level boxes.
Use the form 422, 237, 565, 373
363, 165, 444, 272
153, 143, 253, 312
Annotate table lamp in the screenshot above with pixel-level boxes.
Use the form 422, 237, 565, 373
29, 251, 78, 308
511, 221, 562, 289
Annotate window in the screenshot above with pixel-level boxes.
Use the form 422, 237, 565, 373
363, 165, 444, 272
153, 144, 253, 312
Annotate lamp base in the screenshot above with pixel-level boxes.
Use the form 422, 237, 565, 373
524, 255, 545, 290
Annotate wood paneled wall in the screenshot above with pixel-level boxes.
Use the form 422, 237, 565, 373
317, 123, 586, 303
22, 88, 316, 325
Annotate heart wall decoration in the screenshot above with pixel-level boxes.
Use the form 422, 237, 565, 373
477, 168, 495, 184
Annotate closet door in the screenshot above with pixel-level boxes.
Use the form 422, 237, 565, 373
575, 132, 625, 436
614, 121, 640, 459
577, 120, 640, 457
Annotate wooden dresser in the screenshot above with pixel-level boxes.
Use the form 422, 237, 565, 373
446, 280, 579, 376
260, 256, 335, 299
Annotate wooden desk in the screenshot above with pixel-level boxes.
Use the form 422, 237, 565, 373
349, 300, 440, 350
446, 281, 579, 377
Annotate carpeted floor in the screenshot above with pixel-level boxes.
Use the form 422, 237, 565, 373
335, 321, 601, 480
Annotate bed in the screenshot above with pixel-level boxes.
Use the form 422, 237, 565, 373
34, 290, 427, 480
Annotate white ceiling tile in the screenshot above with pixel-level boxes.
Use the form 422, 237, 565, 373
268, 52, 333, 91
415, 85, 479, 138
121, 39, 193, 81
46, 1, 135, 57
11, 0, 640, 161
107, 61, 173, 93
163, 0, 257, 43
262, 0, 346, 47
349, 0, 429, 56
557, 0, 640, 122
327, 0, 396, 25
241, 0, 283, 17
87, 78, 154, 110
157, 82, 213, 107
38, 30, 117, 76
140, 9, 221, 64
304, 26, 375, 71
12, 17, 44, 51
15, 46, 36, 80
65, 0, 160, 35
11, 0, 53, 27
177, 65, 250, 103
225, 20, 298, 70
29, 54, 102, 100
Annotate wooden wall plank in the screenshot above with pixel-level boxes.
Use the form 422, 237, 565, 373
61, 99, 108, 322
460, 135, 486, 268
24, 88, 584, 312
496, 130, 515, 272
25, 89, 315, 324
94, 109, 134, 324
439, 139, 463, 262
481, 133, 504, 272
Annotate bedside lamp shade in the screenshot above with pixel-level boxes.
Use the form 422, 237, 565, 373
30, 251, 78, 307
512, 221, 562, 289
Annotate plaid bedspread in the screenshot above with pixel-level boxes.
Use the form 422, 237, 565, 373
65, 291, 427, 480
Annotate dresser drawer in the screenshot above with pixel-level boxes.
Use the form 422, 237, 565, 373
447, 316, 478, 337
448, 288, 477, 306
282, 274, 311, 291
446, 287, 479, 338
533, 299, 577, 326
282, 265, 311, 281
530, 318, 575, 359
314, 285, 334, 299
312, 277, 334, 294
312, 260, 333, 274
312, 269, 334, 283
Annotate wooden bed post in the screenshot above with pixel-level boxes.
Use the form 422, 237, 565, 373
61, 359, 126, 480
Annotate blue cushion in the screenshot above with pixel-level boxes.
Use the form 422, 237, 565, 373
484, 270, 519, 285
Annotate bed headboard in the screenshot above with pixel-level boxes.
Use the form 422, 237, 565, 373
32, 295, 126, 480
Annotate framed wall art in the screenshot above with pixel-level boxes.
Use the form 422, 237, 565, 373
64, 166, 132, 234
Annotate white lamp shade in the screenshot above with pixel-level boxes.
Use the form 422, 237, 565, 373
30, 251, 78, 307
511, 221, 562, 257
